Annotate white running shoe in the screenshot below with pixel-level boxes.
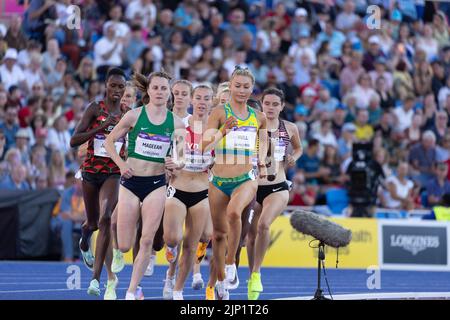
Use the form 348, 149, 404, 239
225, 264, 236, 287
79, 238, 94, 271
163, 271, 175, 300
144, 254, 156, 277
227, 271, 240, 290
104, 275, 118, 300
192, 272, 204, 290
125, 291, 136, 300
215, 281, 229, 300
87, 279, 100, 296
173, 290, 184, 300
111, 249, 124, 274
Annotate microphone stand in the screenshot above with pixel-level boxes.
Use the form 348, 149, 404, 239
312, 241, 331, 300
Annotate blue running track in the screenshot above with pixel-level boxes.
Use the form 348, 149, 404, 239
0, 262, 449, 300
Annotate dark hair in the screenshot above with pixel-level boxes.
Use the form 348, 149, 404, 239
132, 70, 172, 104
247, 97, 262, 111
106, 67, 126, 81
65, 171, 76, 180
308, 138, 320, 147
262, 87, 285, 104
440, 193, 450, 207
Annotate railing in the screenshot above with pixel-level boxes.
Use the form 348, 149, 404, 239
283, 205, 432, 219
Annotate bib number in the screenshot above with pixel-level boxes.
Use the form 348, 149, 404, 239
93, 134, 123, 158
135, 132, 171, 158
226, 127, 257, 151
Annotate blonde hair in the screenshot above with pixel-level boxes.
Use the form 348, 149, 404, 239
213, 83, 230, 107
230, 66, 255, 85
193, 83, 214, 96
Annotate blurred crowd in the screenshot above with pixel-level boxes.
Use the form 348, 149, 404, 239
1, 0, 450, 221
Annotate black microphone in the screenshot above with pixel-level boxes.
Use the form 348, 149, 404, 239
290, 210, 352, 248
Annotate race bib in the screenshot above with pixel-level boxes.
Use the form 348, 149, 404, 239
273, 138, 286, 162
135, 132, 171, 158
185, 152, 213, 172
93, 134, 123, 158
226, 126, 257, 152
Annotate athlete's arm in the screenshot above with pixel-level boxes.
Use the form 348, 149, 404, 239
286, 121, 303, 168
201, 107, 235, 153
70, 102, 111, 147
104, 109, 138, 178
166, 115, 186, 171
256, 111, 268, 167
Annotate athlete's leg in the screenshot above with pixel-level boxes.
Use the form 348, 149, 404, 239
246, 202, 262, 273
174, 199, 209, 293
225, 180, 258, 267
252, 191, 289, 273
80, 180, 100, 252
92, 176, 120, 281
127, 187, 165, 294
116, 185, 141, 253
207, 184, 230, 286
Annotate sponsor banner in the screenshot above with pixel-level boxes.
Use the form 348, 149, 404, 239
379, 220, 450, 271
238, 216, 378, 268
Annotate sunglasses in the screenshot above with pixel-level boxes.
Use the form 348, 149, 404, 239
234, 65, 249, 71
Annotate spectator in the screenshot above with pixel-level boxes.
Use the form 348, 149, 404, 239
315, 20, 346, 58
125, 0, 157, 29
29, 145, 47, 189
104, 4, 131, 39
288, 29, 316, 66
0, 48, 27, 92
422, 93, 438, 130
335, 0, 360, 33
404, 112, 423, 147
203, 12, 224, 48
431, 60, 446, 100
0, 128, 5, 161
225, 8, 250, 49
14, 129, 32, 167
74, 57, 97, 92
48, 149, 66, 191
432, 11, 449, 49
290, 7, 310, 43
315, 87, 339, 114
4, 15, 27, 52
154, 9, 176, 48
426, 162, 450, 208
65, 95, 85, 132
430, 110, 449, 145
369, 58, 393, 92
312, 117, 338, 151
93, 24, 124, 81
0, 163, 31, 191
337, 122, 356, 160
413, 59, 433, 98
416, 24, 439, 62
41, 39, 61, 76
277, 66, 298, 121
375, 75, 396, 110
22, 0, 57, 43
409, 130, 438, 187
331, 103, 348, 138
438, 75, 450, 110
351, 73, 378, 109
47, 115, 71, 154
381, 161, 415, 211
354, 108, 374, 142
362, 35, 386, 72
321, 144, 346, 187
339, 51, 365, 97
297, 139, 328, 185
289, 172, 318, 206
393, 59, 415, 100
52, 172, 86, 262
392, 95, 415, 133
368, 94, 383, 125
0, 104, 19, 151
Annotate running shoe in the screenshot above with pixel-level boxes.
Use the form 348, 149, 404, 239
196, 242, 208, 264
173, 290, 184, 300
205, 286, 215, 300
125, 291, 136, 300
135, 286, 145, 300
227, 271, 240, 290
192, 272, 204, 290
165, 246, 178, 263
247, 272, 263, 300
214, 281, 229, 300
79, 238, 94, 271
111, 249, 124, 274
224, 264, 236, 286
144, 254, 156, 277
104, 275, 118, 300
87, 279, 100, 296
162, 270, 175, 300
